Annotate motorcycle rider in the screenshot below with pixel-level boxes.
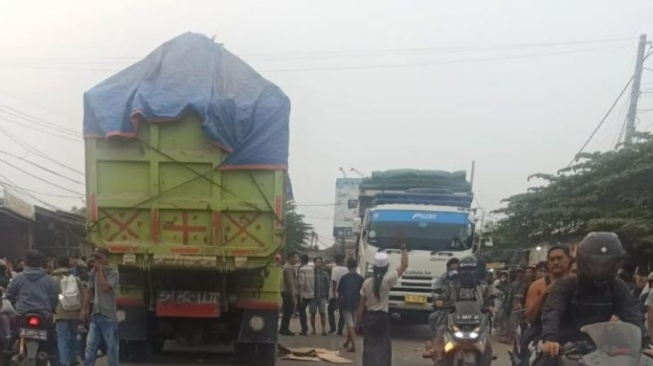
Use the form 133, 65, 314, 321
5, 250, 59, 363
540, 232, 647, 361
431, 255, 494, 364
423, 258, 460, 358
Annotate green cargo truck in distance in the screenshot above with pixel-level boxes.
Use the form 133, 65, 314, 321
83, 33, 291, 365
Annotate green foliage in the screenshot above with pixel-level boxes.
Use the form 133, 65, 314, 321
284, 202, 314, 255
495, 133, 653, 256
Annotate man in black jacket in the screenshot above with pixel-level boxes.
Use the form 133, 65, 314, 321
540, 232, 646, 358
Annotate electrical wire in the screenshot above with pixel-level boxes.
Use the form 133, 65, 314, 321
0, 44, 632, 74
0, 36, 636, 63
567, 76, 634, 167
0, 103, 80, 136
0, 151, 84, 185
0, 125, 84, 175
0, 158, 84, 195
0, 115, 81, 142
0, 174, 64, 210
257, 45, 630, 73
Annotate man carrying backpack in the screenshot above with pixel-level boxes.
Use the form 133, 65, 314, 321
53, 256, 83, 366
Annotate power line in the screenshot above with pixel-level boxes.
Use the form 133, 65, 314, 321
0, 44, 632, 74
567, 76, 634, 167
0, 174, 64, 210
0, 115, 81, 142
0, 151, 84, 185
0, 36, 635, 63
0, 158, 84, 195
0, 103, 80, 136
258, 45, 630, 73
0, 125, 84, 175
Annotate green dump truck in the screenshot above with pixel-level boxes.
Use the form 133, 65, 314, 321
83, 33, 291, 365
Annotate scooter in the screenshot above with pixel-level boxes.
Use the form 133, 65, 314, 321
439, 301, 493, 366
12, 313, 49, 366
530, 321, 647, 366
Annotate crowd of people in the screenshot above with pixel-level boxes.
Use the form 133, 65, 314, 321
278, 247, 408, 366
421, 233, 652, 365
0, 248, 119, 366
279, 253, 365, 348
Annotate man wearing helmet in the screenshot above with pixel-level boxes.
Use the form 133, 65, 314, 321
540, 232, 646, 359
430, 255, 494, 363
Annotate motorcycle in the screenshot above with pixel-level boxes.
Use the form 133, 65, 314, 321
507, 309, 527, 366
531, 321, 648, 366
439, 300, 493, 366
12, 313, 49, 366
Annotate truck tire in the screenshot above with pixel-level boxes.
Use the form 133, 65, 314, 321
235, 342, 276, 366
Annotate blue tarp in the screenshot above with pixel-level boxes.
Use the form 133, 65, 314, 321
83, 32, 290, 168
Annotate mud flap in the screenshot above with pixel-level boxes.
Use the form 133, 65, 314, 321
24, 339, 39, 360
236, 309, 279, 344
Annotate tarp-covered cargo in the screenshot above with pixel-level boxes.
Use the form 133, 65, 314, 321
360, 169, 472, 193
83, 32, 290, 169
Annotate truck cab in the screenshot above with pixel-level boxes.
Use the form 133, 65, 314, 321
355, 195, 475, 322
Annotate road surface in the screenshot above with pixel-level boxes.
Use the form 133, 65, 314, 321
112, 318, 513, 366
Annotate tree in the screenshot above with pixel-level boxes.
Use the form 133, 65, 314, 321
495, 133, 653, 261
284, 202, 314, 255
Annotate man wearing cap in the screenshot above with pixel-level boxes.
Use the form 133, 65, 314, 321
81, 248, 120, 366
357, 243, 408, 366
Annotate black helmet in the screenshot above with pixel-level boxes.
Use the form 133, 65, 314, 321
458, 255, 478, 288
576, 232, 624, 283
458, 256, 478, 273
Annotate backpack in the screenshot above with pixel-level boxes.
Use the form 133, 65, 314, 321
60, 274, 81, 311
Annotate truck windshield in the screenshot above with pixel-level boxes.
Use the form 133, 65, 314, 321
366, 210, 472, 252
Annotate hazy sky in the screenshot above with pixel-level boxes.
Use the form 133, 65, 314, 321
1, 1, 653, 247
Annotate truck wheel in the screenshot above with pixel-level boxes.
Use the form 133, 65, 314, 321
235, 342, 276, 366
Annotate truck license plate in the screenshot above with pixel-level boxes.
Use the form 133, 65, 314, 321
19, 328, 47, 341
404, 295, 427, 304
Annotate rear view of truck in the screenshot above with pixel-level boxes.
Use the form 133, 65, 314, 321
83, 33, 290, 365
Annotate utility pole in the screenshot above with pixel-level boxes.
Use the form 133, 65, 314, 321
625, 34, 648, 145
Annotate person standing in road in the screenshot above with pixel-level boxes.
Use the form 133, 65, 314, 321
53, 256, 83, 366
297, 254, 315, 336
357, 243, 408, 366
310, 257, 330, 335
81, 248, 120, 366
329, 254, 348, 335
337, 257, 364, 353
279, 252, 298, 336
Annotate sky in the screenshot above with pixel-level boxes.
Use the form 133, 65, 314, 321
1, 0, 653, 248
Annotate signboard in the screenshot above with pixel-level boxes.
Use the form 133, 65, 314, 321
333, 178, 362, 238
2, 189, 35, 220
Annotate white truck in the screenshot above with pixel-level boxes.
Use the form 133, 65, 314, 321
353, 170, 477, 322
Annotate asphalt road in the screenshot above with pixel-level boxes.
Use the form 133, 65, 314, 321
111, 318, 512, 366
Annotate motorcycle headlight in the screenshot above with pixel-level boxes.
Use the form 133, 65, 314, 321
468, 331, 479, 339
454, 331, 465, 339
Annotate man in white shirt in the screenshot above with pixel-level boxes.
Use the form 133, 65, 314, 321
329, 254, 349, 334
297, 254, 315, 336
